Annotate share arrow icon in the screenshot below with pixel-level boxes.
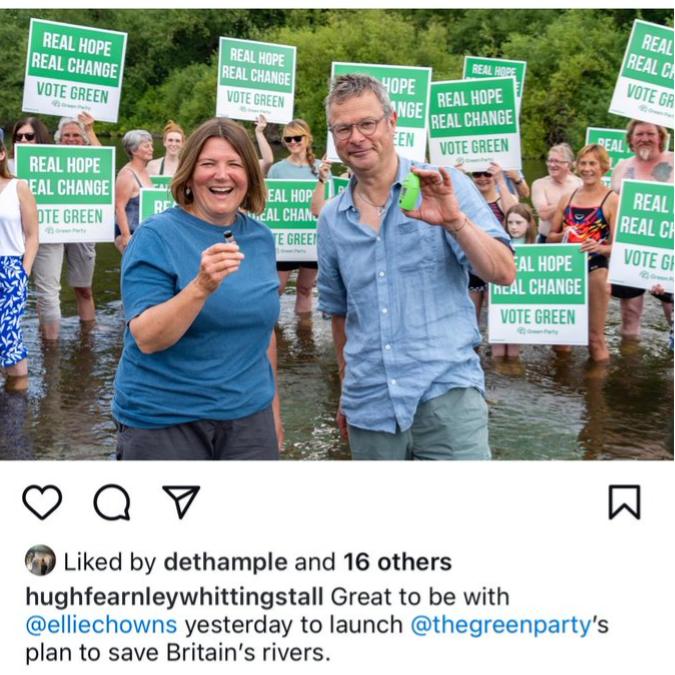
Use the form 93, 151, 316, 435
162, 486, 200, 520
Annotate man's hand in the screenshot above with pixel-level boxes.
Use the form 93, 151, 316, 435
336, 402, 349, 440
401, 166, 464, 231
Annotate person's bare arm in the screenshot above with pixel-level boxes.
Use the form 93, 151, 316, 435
507, 169, 530, 199
78, 111, 101, 147
310, 157, 332, 217
255, 115, 274, 176
17, 181, 39, 275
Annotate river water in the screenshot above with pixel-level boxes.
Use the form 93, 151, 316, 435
0, 152, 672, 461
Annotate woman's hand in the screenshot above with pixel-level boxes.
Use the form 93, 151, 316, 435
193, 242, 245, 296
255, 115, 267, 133
488, 161, 505, 183
318, 155, 332, 182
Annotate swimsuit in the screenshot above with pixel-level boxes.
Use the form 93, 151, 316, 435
469, 200, 504, 292
563, 189, 611, 273
115, 169, 144, 238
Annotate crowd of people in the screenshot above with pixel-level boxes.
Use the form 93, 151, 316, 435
0, 75, 672, 460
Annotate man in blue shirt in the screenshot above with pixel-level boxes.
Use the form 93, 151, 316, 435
317, 74, 516, 460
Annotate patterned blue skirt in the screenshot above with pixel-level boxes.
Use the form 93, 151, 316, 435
0, 256, 28, 367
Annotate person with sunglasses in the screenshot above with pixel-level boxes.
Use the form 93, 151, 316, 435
8, 117, 51, 174
317, 74, 515, 461
468, 163, 518, 324
531, 144, 582, 244
268, 119, 331, 314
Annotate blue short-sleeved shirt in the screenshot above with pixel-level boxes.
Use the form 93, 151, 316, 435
267, 159, 326, 180
112, 207, 280, 428
317, 156, 511, 434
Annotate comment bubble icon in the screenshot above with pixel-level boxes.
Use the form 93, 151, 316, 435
93, 484, 131, 521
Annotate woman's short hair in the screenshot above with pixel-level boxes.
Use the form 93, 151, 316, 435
548, 143, 575, 164
54, 117, 89, 144
11, 116, 51, 149
163, 120, 185, 141
171, 117, 266, 215
576, 143, 611, 175
626, 119, 668, 153
325, 73, 394, 123
122, 129, 153, 158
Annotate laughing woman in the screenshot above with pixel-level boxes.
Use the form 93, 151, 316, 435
113, 118, 282, 460
549, 144, 617, 362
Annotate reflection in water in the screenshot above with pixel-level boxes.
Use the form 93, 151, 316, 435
0, 244, 672, 461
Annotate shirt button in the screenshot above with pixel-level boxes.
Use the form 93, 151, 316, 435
385, 344, 392, 350
390, 379, 397, 385
382, 308, 388, 314
379, 271, 385, 277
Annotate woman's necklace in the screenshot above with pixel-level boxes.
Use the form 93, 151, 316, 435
357, 187, 388, 217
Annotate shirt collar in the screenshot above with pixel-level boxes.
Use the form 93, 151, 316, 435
338, 154, 411, 213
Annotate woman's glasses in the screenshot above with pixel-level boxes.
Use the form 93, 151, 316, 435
284, 135, 305, 144
14, 132, 36, 142
472, 171, 491, 178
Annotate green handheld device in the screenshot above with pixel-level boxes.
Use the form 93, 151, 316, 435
399, 172, 421, 211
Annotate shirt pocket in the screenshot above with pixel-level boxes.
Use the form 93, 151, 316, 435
394, 219, 440, 271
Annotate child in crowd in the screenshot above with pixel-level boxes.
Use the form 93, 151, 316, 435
491, 204, 537, 359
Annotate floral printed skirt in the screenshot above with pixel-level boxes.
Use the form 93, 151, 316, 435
0, 256, 28, 367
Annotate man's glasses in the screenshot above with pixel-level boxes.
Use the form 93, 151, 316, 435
329, 115, 387, 141
14, 132, 36, 142
284, 135, 305, 144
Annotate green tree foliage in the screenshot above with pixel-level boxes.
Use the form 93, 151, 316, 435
1, 8, 672, 157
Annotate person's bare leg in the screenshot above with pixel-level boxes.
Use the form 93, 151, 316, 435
295, 267, 317, 314
4, 359, 29, 391
620, 295, 644, 339
492, 344, 506, 358
74, 286, 96, 323
277, 270, 292, 297
40, 320, 60, 342
588, 269, 610, 362
661, 301, 673, 326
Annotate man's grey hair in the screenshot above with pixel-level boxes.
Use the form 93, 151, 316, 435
122, 129, 153, 158
54, 117, 89, 144
548, 143, 575, 164
325, 74, 394, 124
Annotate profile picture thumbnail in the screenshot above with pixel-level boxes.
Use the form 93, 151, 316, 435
25, 545, 56, 576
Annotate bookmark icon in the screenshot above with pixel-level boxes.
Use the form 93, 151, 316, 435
163, 486, 200, 520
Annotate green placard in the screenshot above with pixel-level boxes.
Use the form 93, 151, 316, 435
333, 177, 350, 196
609, 179, 674, 292
327, 62, 432, 163
261, 179, 318, 262
610, 20, 674, 128
139, 188, 176, 222
23, 19, 127, 123
463, 56, 527, 115
489, 244, 589, 345
216, 37, 296, 124
150, 175, 172, 188
428, 78, 521, 171
15, 144, 115, 243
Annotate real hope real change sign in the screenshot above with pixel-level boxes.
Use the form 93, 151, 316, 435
489, 244, 588, 345
429, 77, 521, 172
15, 145, 115, 243
463, 56, 527, 117
139, 188, 176, 223
609, 20, 674, 129
217, 37, 296, 124
261, 180, 318, 262
609, 179, 674, 293
326, 62, 432, 163
585, 127, 633, 187
23, 19, 127, 123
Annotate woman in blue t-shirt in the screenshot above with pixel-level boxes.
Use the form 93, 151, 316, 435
268, 119, 329, 314
112, 118, 283, 460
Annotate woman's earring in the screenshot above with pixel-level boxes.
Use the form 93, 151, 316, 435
186, 187, 192, 196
